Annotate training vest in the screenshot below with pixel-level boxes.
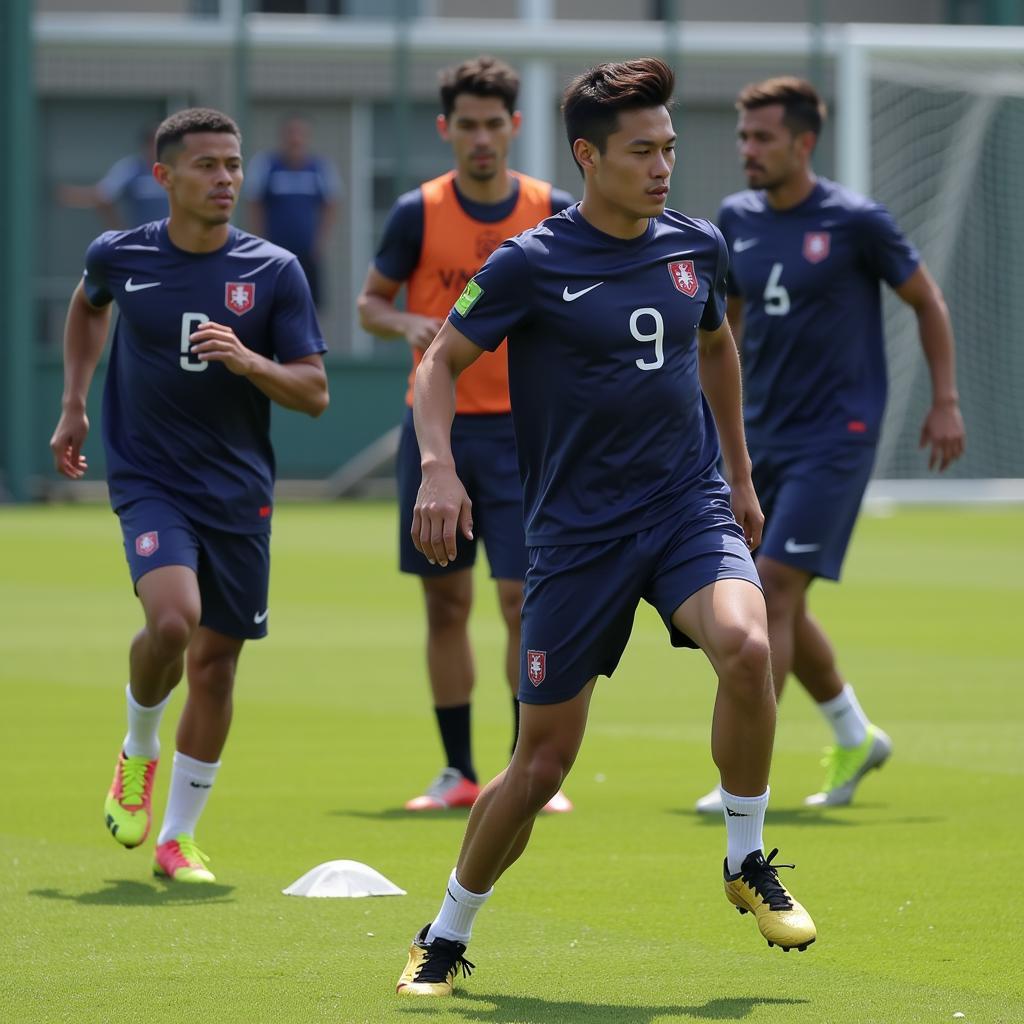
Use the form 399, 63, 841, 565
405, 170, 553, 414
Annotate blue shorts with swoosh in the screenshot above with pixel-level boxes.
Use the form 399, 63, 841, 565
118, 496, 271, 640
751, 440, 877, 581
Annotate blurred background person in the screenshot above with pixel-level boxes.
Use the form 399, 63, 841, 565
247, 115, 342, 310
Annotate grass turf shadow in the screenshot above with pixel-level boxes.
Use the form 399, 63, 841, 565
30, 878, 235, 906
398, 991, 811, 1022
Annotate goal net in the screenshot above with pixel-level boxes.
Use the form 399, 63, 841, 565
838, 28, 1024, 494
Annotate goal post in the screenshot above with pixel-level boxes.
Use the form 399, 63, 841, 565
837, 25, 1024, 501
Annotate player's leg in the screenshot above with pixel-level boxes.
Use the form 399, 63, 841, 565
672, 576, 815, 952
396, 682, 594, 996
397, 535, 640, 995
397, 410, 482, 810
105, 501, 201, 849
153, 526, 265, 883
756, 442, 891, 806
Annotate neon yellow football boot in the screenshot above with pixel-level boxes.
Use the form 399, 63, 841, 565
153, 834, 216, 883
805, 724, 893, 807
103, 750, 158, 848
725, 847, 816, 951
396, 924, 474, 996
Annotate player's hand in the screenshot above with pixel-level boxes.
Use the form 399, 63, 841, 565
49, 407, 90, 479
729, 476, 764, 550
920, 400, 966, 472
189, 322, 258, 376
411, 464, 473, 567
404, 315, 444, 352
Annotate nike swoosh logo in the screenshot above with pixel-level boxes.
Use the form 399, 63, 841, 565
784, 538, 821, 554
125, 278, 161, 292
254, 609, 269, 624
725, 808, 749, 817
562, 282, 604, 302
733, 238, 758, 252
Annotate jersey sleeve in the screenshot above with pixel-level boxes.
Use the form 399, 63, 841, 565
372, 190, 423, 283
858, 202, 920, 288
270, 257, 328, 363
715, 204, 742, 298
81, 233, 116, 307
447, 240, 532, 352
699, 222, 729, 330
316, 158, 343, 201
550, 188, 576, 214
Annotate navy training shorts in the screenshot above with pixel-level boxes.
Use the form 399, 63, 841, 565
751, 439, 877, 581
518, 496, 761, 705
397, 408, 529, 581
118, 496, 271, 640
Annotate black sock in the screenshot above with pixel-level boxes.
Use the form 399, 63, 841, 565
511, 697, 521, 758
435, 704, 475, 783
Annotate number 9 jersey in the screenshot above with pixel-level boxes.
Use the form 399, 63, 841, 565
82, 220, 326, 534
448, 204, 730, 548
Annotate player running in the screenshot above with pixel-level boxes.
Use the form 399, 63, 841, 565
694, 77, 965, 814
49, 107, 328, 882
358, 56, 574, 814
394, 58, 815, 997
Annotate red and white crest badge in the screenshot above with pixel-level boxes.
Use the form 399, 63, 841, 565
668, 260, 699, 297
803, 232, 831, 264
135, 531, 159, 557
225, 281, 255, 315
527, 650, 547, 687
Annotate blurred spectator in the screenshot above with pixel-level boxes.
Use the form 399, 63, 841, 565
247, 116, 341, 309
57, 126, 168, 230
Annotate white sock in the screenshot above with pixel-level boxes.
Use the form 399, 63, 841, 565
157, 751, 220, 845
817, 683, 870, 748
721, 786, 769, 875
425, 868, 493, 945
123, 684, 171, 760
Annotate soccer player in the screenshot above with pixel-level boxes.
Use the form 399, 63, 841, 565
695, 78, 965, 814
357, 56, 575, 814
247, 115, 341, 309
48, 108, 328, 883
394, 58, 815, 997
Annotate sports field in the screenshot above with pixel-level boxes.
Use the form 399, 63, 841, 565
2, 501, 1022, 1024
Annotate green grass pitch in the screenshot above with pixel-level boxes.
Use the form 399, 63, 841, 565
2, 501, 1022, 1023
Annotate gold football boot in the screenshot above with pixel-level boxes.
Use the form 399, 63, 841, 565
396, 924, 475, 996
725, 848, 816, 951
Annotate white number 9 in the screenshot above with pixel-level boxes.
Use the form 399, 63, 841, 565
631, 307, 664, 371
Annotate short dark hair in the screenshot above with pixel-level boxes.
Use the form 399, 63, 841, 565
736, 77, 827, 138
562, 58, 675, 171
155, 108, 241, 163
439, 55, 519, 119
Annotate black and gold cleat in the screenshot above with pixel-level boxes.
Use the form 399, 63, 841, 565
396, 924, 475, 996
724, 848, 816, 952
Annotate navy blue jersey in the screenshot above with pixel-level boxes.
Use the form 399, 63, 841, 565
449, 204, 729, 546
246, 152, 341, 256
83, 220, 326, 533
718, 178, 919, 446
375, 178, 575, 282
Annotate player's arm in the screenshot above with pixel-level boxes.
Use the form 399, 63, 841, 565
49, 282, 112, 478
410, 321, 484, 567
698, 318, 763, 549
725, 294, 744, 345
893, 265, 966, 471
356, 266, 442, 352
188, 325, 328, 418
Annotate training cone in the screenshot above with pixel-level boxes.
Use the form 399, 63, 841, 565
282, 860, 407, 898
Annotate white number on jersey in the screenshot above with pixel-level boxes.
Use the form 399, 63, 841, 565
763, 262, 790, 316
631, 307, 665, 371
180, 312, 210, 372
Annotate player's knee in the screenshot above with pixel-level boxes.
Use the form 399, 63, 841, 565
147, 609, 197, 657
497, 586, 523, 630
424, 587, 472, 632
718, 625, 771, 696
189, 652, 239, 702
514, 744, 568, 809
